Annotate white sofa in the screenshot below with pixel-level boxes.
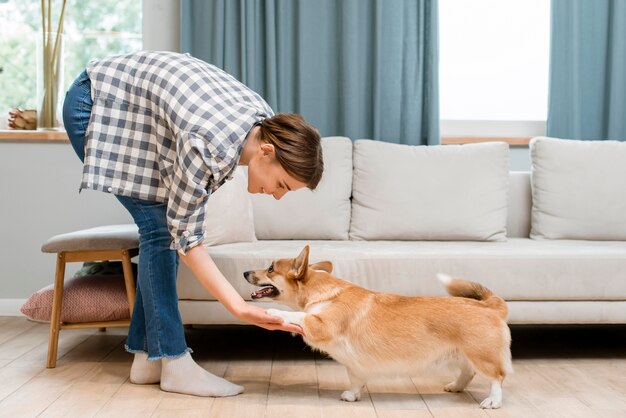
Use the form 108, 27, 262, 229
177, 136, 626, 325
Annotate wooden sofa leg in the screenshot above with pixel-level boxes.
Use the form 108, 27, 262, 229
47, 253, 66, 368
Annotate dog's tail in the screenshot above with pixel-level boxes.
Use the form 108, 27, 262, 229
437, 273, 508, 320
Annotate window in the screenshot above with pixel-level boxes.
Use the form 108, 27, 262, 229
439, 0, 550, 135
0, 0, 141, 117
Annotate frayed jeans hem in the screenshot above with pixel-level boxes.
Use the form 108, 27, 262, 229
125, 344, 193, 360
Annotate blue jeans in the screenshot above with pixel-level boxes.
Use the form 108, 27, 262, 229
63, 70, 190, 360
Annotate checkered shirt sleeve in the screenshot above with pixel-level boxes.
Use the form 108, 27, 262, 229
166, 130, 243, 254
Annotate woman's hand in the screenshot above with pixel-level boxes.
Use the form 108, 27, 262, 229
178, 247, 303, 335
236, 303, 304, 335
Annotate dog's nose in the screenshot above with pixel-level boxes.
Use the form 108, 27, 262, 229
243, 271, 256, 284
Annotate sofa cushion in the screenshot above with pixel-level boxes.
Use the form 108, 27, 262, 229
530, 137, 626, 240
204, 167, 256, 246
177, 239, 626, 302
350, 140, 509, 241
251, 137, 352, 240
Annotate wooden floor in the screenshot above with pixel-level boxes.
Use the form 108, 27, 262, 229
0, 317, 624, 418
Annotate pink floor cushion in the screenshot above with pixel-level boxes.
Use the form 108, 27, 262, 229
21, 274, 131, 323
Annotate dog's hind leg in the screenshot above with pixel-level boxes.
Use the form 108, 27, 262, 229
463, 352, 505, 409
341, 369, 367, 402
444, 354, 476, 393
480, 379, 503, 409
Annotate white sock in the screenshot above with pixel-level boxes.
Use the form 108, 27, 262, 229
130, 352, 161, 384
160, 352, 244, 397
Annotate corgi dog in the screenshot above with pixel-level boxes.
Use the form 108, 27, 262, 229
243, 245, 512, 409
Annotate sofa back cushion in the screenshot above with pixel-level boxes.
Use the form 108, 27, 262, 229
507, 172, 531, 238
350, 140, 510, 241
530, 136, 626, 240
251, 136, 353, 240
204, 167, 257, 246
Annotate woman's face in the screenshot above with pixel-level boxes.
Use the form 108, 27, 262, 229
247, 143, 306, 200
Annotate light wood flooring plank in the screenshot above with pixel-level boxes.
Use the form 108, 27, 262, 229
0, 317, 41, 346
39, 342, 131, 417
206, 330, 275, 418
0, 322, 50, 361
410, 369, 485, 418
0, 326, 108, 415
95, 381, 164, 418
0, 318, 624, 418
512, 362, 603, 418
316, 357, 378, 418
0, 365, 42, 403
367, 375, 432, 418
8, 328, 95, 367
0, 325, 126, 417
538, 359, 626, 415
265, 333, 320, 418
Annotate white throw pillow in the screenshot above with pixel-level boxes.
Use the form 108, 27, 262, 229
203, 167, 256, 246
251, 137, 353, 240
350, 140, 510, 241
530, 136, 626, 240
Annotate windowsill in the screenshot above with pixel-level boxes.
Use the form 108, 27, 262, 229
0, 130, 531, 146
0, 129, 69, 143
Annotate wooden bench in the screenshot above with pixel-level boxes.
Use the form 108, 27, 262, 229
41, 225, 139, 368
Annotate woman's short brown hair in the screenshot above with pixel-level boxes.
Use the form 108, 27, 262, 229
259, 113, 324, 190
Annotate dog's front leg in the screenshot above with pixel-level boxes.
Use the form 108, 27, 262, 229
341, 369, 367, 402
266, 308, 306, 328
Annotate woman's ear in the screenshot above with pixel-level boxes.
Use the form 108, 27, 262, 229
259, 142, 275, 157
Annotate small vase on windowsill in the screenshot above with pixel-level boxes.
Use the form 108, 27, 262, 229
37, 31, 64, 130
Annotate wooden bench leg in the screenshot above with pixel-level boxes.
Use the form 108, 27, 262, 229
47, 252, 66, 368
121, 250, 136, 317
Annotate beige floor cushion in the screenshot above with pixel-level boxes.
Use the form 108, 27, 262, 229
21, 274, 130, 323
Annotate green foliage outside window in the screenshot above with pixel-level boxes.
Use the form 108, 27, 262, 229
0, 0, 141, 117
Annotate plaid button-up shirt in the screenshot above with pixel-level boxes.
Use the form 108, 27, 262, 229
84, 51, 273, 254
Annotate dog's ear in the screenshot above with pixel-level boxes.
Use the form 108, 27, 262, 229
310, 260, 333, 273
292, 245, 310, 279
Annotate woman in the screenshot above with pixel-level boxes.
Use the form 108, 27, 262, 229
62, 51, 323, 397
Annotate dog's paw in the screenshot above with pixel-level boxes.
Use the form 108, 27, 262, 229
266, 309, 289, 323
341, 390, 360, 402
444, 381, 464, 393
479, 396, 502, 409
266, 308, 282, 317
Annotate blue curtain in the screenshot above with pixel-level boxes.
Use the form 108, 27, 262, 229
548, 0, 626, 141
181, 0, 439, 145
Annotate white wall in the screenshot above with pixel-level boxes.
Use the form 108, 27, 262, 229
0, 142, 132, 303
0, 0, 182, 313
